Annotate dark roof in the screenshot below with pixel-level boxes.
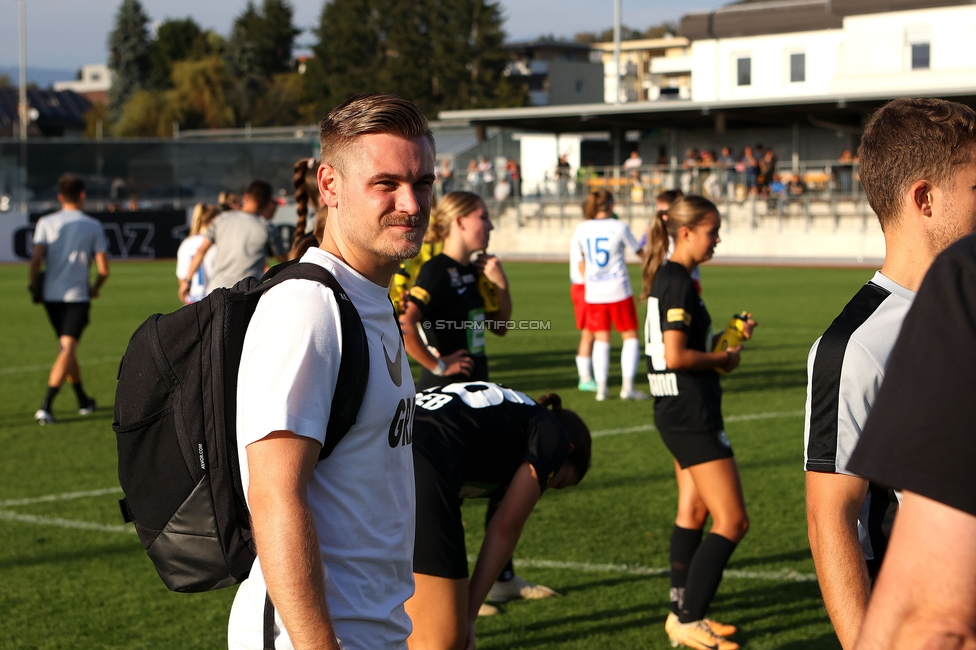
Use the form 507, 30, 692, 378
0, 88, 92, 136
503, 41, 594, 61
680, 0, 972, 39
439, 88, 976, 134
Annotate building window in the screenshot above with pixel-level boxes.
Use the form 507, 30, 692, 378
737, 57, 751, 86
911, 43, 930, 69
790, 53, 805, 83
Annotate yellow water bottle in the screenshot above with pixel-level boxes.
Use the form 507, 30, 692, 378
713, 312, 749, 374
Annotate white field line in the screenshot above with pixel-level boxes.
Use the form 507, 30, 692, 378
591, 410, 804, 438
0, 487, 132, 535
0, 487, 123, 508
469, 556, 817, 583
0, 357, 119, 376
0, 510, 135, 534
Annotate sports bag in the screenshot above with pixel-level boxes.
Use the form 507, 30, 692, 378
113, 260, 369, 592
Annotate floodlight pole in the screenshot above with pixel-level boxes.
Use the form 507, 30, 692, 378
613, 0, 621, 104
18, 0, 27, 141
18, 0, 29, 213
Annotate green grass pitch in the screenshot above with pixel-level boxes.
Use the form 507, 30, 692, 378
0, 259, 869, 649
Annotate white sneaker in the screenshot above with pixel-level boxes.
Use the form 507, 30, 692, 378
35, 409, 54, 425
596, 387, 608, 401
79, 398, 97, 415
620, 388, 649, 401
487, 576, 559, 602
478, 603, 499, 617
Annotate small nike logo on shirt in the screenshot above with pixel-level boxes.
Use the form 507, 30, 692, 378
381, 333, 403, 387
457, 287, 467, 294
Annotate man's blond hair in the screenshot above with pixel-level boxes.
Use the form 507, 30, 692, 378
319, 93, 435, 174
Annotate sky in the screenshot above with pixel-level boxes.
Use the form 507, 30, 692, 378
0, 0, 721, 75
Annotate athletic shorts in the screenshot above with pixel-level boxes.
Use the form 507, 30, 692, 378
570, 283, 587, 330
660, 429, 734, 469
585, 297, 638, 333
413, 451, 469, 579
44, 302, 90, 340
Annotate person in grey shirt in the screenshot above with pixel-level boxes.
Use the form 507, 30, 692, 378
179, 180, 281, 301
29, 174, 109, 425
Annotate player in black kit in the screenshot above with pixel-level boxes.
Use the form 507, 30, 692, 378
641, 196, 756, 650
402, 192, 512, 390
404, 382, 592, 650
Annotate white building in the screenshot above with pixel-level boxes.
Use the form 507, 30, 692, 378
682, 0, 976, 103
589, 37, 692, 103
53, 64, 113, 96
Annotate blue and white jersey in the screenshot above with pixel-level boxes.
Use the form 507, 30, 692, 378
572, 218, 641, 304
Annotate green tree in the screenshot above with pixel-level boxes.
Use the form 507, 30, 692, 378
114, 89, 175, 137
225, 0, 299, 79
170, 57, 235, 129
253, 0, 301, 76
149, 18, 211, 90
224, 0, 300, 124
108, 0, 153, 123
305, 0, 519, 118
0, 73, 11, 88
251, 72, 307, 126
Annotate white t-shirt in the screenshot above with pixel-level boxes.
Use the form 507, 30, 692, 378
573, 218, 641, 304
229, 248, 416, 650
175, 234, 216, 304
568, 230, 584, 285
33, 209, 108, 302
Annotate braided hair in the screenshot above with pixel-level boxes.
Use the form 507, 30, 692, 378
288, 157, 322, 260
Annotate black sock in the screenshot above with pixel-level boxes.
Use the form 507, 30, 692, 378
497, 559, 515, 583
71, 382, 89, 407
679, 533, 738, 624
41, 386, 59, 412
669, 525, 704, 615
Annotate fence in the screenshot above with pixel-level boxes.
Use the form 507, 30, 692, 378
464, 160, 870, 231
0, 138, 319, 213
1, 137, 870, 231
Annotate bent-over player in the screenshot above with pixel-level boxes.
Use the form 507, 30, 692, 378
406, 382, 591, 650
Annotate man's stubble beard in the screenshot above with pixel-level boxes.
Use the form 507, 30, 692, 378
929, 194, 976, 257
338, 207, 429, 262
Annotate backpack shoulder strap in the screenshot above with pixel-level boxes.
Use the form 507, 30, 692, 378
246, 261, 369, 460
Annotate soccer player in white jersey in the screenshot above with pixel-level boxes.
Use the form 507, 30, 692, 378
228, 94, 435, 650
571, 190, 646, 401
569, 213, 595, 391
804, 98, 976, 650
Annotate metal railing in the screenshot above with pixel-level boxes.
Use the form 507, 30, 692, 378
467, 160, 872, 232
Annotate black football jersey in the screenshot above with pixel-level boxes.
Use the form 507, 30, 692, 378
644, 261, 724, 433
408, 254, 490, 387
412, 381, 571, 498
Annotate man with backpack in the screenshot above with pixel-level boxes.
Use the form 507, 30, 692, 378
226, 94, 435, 650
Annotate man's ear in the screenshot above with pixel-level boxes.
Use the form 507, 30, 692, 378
910, 180, 933, 218
318, 163, 340, 209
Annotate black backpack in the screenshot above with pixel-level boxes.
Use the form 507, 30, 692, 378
113, 260, 369, 593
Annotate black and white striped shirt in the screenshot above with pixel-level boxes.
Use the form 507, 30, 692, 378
803, 272, 914, 571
